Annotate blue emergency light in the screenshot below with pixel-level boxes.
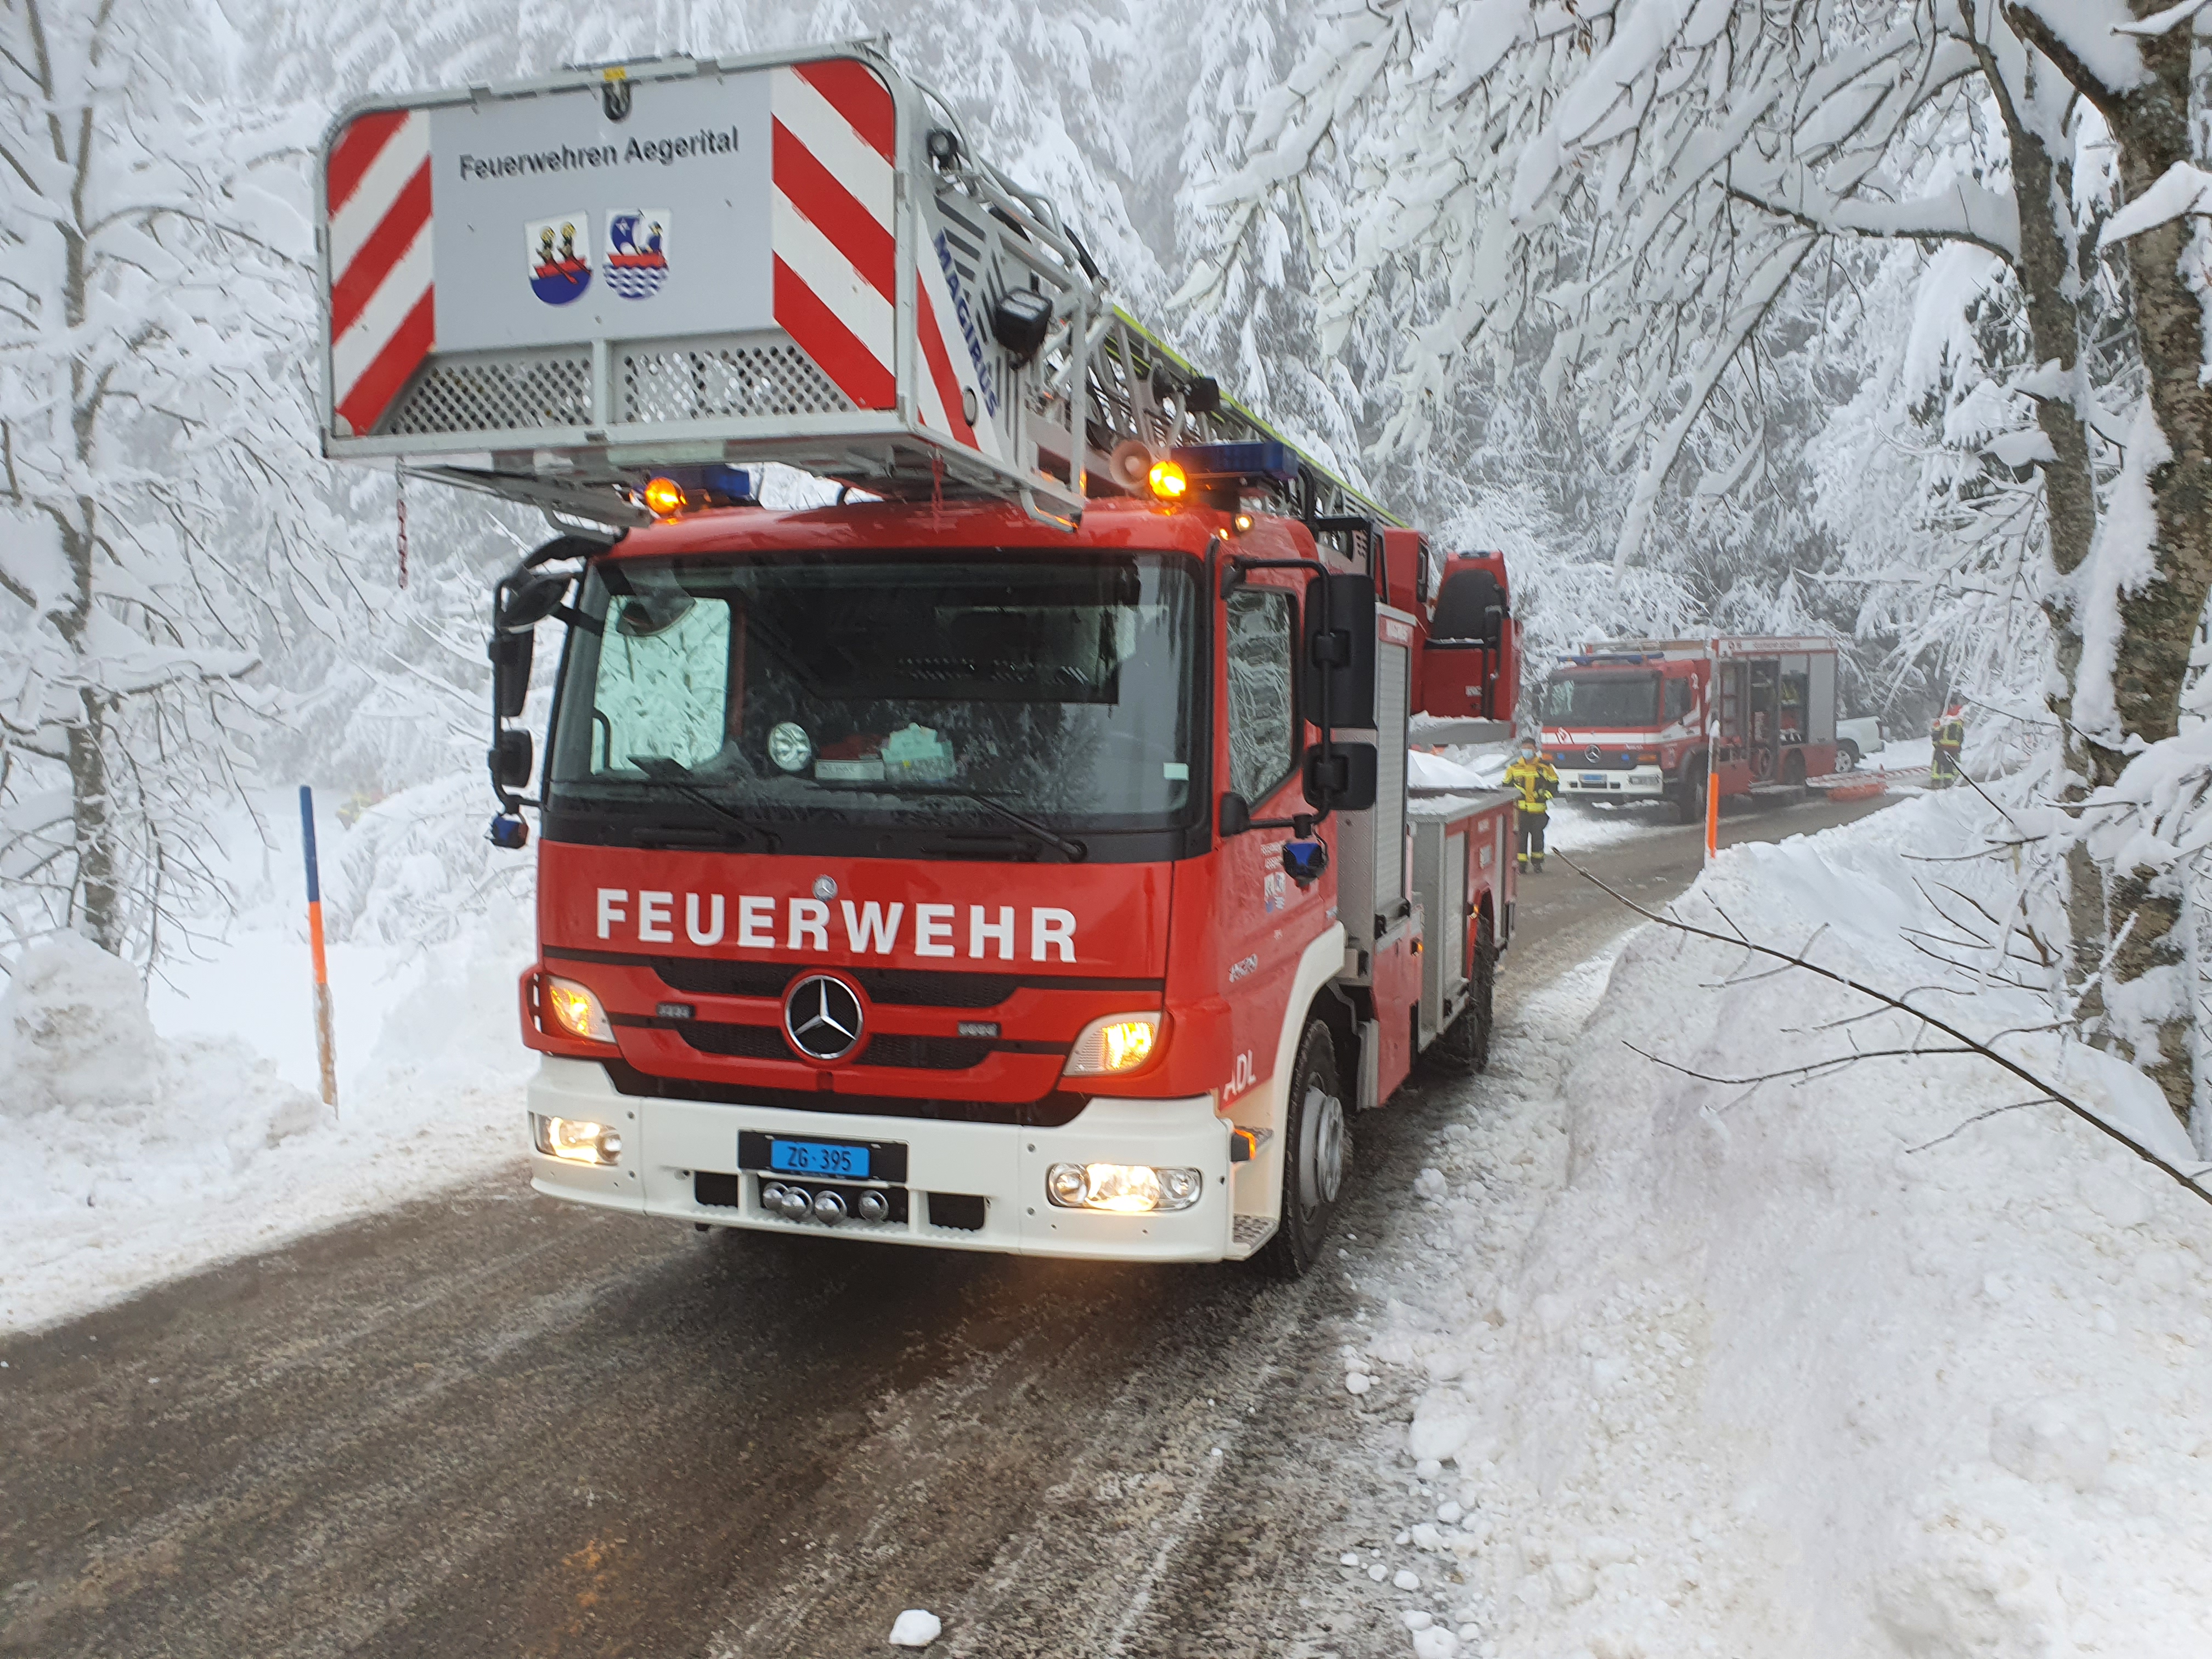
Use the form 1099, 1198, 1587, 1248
1169, 440, 1301, 486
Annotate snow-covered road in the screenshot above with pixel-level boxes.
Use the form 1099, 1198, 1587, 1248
41, 783, 2185, 1659
1, 790, 1909, 1659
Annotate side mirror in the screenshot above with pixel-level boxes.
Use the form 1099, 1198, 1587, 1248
1302, 573, 1376, 730
1217, 791, 1252, 838
1304, 742, 1377, 812
489, 729, 534, 791
498, 571, 571, 633
489, 631, 534, 720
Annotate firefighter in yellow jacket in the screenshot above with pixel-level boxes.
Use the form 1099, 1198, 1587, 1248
1505, 737, 1559, 873
1929, 702, 1965, 789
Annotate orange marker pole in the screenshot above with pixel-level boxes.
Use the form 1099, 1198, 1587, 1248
300, 786, 339, 1113
1703, 652, 1721, 861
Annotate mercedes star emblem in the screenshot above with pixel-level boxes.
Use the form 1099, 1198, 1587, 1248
785, 974, 863, 1061
1585, 744, 1601, 763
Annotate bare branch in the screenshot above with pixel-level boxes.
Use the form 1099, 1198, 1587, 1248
1557, 851, 2212, 1207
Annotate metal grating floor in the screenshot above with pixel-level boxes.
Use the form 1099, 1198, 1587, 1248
385, 354, 591, 435
620, 340, 852, 422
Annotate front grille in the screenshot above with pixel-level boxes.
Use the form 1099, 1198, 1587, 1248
643, 957, 1018, 1010
856, 1034, 994, 1070
679, 1022, 790, 1060
852, 969, 1019, 1009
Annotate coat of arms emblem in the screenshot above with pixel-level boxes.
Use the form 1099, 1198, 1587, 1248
526, 214, 592, 304
606, 210, 671, 300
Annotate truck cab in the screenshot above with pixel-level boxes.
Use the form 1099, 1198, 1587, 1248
506, 489, 1516, 1272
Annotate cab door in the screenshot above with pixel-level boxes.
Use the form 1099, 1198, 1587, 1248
1212, 575, 1319, 1112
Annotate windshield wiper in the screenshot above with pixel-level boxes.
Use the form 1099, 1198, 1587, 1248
627, 757, 782, 851
888, 786, 1088, 863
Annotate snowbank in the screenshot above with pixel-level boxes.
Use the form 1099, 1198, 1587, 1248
3, 777, 538, 1333
1344, 791, 2212, 1655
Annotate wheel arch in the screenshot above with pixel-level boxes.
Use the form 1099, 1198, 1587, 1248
1231, 923, 1350, 1233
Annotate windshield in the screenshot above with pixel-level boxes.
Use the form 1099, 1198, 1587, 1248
547, 552, 1203, 842
1543, 672, 1659, 727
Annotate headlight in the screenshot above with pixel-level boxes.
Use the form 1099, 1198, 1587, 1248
767, 721, 813, 774
532, 1113, 623, 1165
1046, 1161, 1204, 1213
1063, 1012, 1162, 1076
542, 974, 614, 1043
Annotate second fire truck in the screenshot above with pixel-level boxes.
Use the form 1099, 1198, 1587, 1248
315, 43, 1523, 1274
1543, 637, 1841, 824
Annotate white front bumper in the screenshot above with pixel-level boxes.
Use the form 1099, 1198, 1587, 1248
1558, 766, 1664, 797
524, 1056, 1240, 1262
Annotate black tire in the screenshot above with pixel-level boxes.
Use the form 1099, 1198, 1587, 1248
1434, 910, 1496, 1074
1675, 763, 1708, 826
1254, 1018, 1348, 1280
1838, 738, 1861, 771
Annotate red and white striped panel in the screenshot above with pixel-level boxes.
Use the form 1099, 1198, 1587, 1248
327, 110, 435, 437
770, 61, 895, 410
914, 250, 1003, 461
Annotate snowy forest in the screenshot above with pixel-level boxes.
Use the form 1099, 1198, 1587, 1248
4, 2, 2212, 1104
10, 3, 2212, 1652
30, 9, 2211, 1056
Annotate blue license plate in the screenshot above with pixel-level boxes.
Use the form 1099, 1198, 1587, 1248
769, 1138, 871, 1180
1581, 772, 1607, 783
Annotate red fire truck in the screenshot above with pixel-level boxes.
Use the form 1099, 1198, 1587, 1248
1543, 637, 1841, 823
314, 45, 1521, 1274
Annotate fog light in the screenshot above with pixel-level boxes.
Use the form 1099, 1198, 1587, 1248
761, 1181, 788, 1210
1045, 1161, 1204, 1213
532, 1114, 622, 1165
856, 1189, 890, 1222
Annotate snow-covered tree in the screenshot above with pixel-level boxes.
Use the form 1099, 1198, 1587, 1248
0, 0, 328, 960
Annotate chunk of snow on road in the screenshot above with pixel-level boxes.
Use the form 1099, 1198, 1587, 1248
1345, 1372, 1374, 1395
1413, 1166, 1449, 1200
1990, 1398, 2111, 1491
1392, 1568, 1420, 1590
887, 1608, 941, 1647
1410, 1627, 1458, 1657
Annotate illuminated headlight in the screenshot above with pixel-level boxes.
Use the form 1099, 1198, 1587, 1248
1062, 1012, 1163, 1077
542, 974, 614, 1043
532, 1113, 623, 1165
767, 721, 813, 774
1046, 1161, 1204, 1213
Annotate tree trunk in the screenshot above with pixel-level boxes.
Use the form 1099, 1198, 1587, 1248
2009, 3, 2212, 1122
51, 496, 121, 952
1979, 24, 2112, 1023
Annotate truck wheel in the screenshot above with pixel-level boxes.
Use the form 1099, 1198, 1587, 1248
1676, 765, 1707, 826
1255, 1019, 1347, 1280
1434, 911, 1496, 1074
